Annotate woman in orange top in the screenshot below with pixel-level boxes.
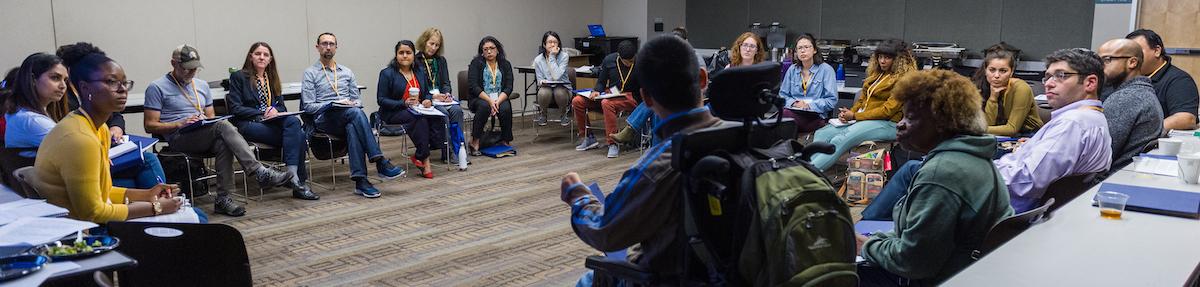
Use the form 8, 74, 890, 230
809, 39, 916, 171
35, 51, 185, 223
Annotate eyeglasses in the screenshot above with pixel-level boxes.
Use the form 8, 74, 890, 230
87, 79, 135, 91
1041, 71, 1080, 84
1101, 55, 1133, 63
482, 46, 498, 51
318, 42, 337, 48
740, 43, 758, 50
795, 45, 814, 51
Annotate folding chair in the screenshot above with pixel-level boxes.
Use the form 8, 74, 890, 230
108, 222, 252, 287
298, 111, 350, 191
971, 198, 1054, 260
532, 67, 577, 139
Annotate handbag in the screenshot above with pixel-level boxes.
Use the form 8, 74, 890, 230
479, 116, 504, 148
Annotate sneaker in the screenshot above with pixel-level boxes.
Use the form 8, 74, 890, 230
214, 195, 246, 216
607, 145, 620, 158
576, 134, 600, 151
291, 183, 319, 200
254, 167, 293, 188
610, 126, 637, 144
354, 178, 381, 198
376, 159, 406, 180
535, 114, 548, 126
560, 114, 571, 127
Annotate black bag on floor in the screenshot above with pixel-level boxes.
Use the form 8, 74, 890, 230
159, 153, 210, 198
479, 116, 504, 148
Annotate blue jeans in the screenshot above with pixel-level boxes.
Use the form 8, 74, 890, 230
112, 151, 167, 189
235, 117, 309, 181
626, 103, 661, 144
861, 160, 921, 221
809, 120, 897, 171
434, 104, 464, 127
317, 107, 384, 179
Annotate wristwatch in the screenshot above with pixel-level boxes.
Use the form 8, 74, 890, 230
152, 201, 163, 216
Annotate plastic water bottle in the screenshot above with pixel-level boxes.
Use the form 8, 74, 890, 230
836, 63, 846, 89
457, 145, 468, 171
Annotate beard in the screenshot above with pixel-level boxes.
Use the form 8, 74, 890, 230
1106, 70, 1128, 89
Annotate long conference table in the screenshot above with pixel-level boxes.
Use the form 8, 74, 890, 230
945, 164, 1200, 286
122, 82, 367, 113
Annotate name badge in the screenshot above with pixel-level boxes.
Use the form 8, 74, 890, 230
430, 89, 441, 95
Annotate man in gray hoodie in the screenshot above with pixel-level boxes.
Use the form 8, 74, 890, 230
1099, 38, 1163, 171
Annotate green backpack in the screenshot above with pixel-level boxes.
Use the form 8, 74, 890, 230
734, 140, 858, 287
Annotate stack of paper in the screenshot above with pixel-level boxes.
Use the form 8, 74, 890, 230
0, 217, 97, 246
411, 106, 446, 117
0, 199, 68, 225
1132, 154, 1178, 177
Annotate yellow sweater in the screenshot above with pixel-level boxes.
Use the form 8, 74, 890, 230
984, 79, 1044, 136
851, 73, 903, 122
35, 112, 128, 223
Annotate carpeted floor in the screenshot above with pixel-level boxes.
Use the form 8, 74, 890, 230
196, 115, 866, 286
202, 118, 636, 286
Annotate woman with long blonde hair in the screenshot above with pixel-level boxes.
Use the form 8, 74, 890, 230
809, 39, 916, 171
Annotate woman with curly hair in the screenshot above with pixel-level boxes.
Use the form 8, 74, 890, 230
709, 31, 766, 76
855, 69, 1013, 286
809, 39, 916, 171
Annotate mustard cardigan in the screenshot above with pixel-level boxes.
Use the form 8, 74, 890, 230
850, 73, 903, 122
984, 79, 1044, 136
35, 112, 128, 223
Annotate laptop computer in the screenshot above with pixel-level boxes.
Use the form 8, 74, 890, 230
588, 24, 605, 37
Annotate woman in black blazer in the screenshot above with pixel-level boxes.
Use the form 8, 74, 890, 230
378, 40, 444, 178
226, 42, 316, 199
466, 36, 515, 154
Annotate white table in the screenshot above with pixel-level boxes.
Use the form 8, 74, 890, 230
124, 82, 366, 110
945, 169, 1200, 286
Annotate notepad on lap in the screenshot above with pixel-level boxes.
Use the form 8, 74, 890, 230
178, 115, 232, 133
587, 182, 628, 261
1096, 183, 1200, 219
855, 220, 893, 235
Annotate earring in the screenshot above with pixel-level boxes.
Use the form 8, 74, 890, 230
88, 94, 93, 101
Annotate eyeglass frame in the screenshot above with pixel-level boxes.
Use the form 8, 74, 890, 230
84, 78, 135, 91
740, 43, 759, 50
317, 41, 338, 48
1100, 55, 1134, 63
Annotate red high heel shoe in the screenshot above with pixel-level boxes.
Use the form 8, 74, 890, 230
410, 155, 426, 169
422, 170, 434, 179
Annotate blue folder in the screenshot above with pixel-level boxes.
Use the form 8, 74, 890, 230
1096, 183, 1200, 219
855, 220, 894, 235
111, 135, 158, 172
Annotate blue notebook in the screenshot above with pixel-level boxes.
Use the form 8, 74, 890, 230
111, 135, 158, 172
855, 220, 894, 235
1097, 183, 1200, 219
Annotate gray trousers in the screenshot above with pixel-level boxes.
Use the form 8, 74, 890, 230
167, 121, 261, 195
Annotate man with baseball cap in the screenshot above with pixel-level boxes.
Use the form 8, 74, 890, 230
143, 44, 295, 217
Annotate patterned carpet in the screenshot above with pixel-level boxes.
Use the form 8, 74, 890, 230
200, 118, 637, 286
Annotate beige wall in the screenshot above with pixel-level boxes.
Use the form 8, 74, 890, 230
647, 0, 686, 40
0, 0, 604, 135
603, 0, 648, 40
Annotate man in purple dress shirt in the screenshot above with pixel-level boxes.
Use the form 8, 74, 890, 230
994, 48, 1113, 212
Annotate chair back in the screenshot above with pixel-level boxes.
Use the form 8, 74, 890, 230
1, 147, 38, 198
1040, 173, 1098, 214
13, 166, 44, 199
108, 222, 252, 287
973, 198, 1054, 260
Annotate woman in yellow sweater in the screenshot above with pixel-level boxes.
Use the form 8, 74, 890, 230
810, 39, 916, 171
974, 50, 1043, 136
35, 52, 184, 224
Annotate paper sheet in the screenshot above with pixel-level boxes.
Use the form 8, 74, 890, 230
128, 206, 201, 223
411, 106, 447, 117
829, 119, 857, 127
0, 217, 97, 246
1133, 156, 1179, 177
0, 200, 68, 225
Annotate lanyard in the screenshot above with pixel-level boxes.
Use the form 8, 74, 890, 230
76, 109, 111, 166
171, 75, 204, 114
423, 58, 438, 88
860, 74, 892, 112
1148, 61, 1167, 79
322, 63, 341, 98
801, 70, 812, 94
487, 61, 500, 89
616, 61, 634, 91
651, 106, 709, 136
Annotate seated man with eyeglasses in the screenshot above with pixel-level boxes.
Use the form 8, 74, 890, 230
143, 44, 294, 217
863, 49, 1115, 220
302, 33, 405, 198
